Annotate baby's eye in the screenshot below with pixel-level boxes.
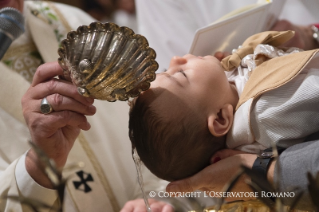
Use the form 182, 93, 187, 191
179, 70, 187, 77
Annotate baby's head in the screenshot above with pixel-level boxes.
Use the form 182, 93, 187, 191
129, 54, 239, 181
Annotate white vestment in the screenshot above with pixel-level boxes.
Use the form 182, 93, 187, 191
0, 2, 167, 212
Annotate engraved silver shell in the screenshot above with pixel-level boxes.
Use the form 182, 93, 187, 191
58, 22, 158, 101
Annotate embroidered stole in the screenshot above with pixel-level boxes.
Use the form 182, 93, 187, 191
1, 2, 120, 211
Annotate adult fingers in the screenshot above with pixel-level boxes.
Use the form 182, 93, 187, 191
166, 168, 209, 193
150, 201, 174, 212
28, 78, 94, 106
161, 205, 174, 212
120, 199, 173, 212
34, 94, 96, 115
32, 62, 64, 86
270, 20, 305, 49
270, 19, 292, 31
119, 202, 134, 212
28, 111, 91, 138
120, 199, 148, 212
167, 155, 257, 196
46, 111, 91, 131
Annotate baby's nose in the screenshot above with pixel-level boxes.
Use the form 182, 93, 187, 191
170, 56, 187, 66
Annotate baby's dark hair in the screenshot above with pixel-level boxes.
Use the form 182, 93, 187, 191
129, 89, 226, 181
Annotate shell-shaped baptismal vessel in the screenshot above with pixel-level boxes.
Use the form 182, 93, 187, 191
58, 22, 158, 101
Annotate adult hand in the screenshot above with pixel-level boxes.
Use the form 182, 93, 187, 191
21, 61, 96, 188
270, 19, 319, 50
120, 198, 174, 212
166, 149, 257, 202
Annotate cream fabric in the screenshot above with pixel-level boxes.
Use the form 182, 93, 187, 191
236, 49, 318, 109
0, 2, 167, 212
15, 153, 57, 207
0, 63, 30, 172
221, 31, 295, 71
225, 43, 302, 97
226, 51, 319, 153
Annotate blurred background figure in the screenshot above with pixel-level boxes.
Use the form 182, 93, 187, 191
49, 0, 319, 72
52, 0, 137, 31
111, 0, 137, 32
135, 0, 319, 72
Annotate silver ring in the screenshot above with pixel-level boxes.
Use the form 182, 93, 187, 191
40, 97, 53, 114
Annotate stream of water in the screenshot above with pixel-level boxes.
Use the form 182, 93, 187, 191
132, 148, 152, 212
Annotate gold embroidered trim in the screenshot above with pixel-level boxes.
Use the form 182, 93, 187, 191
2, 44, 37, 59
47, 2, 72, 32
78, 133, 120, 211
1, 42, 42, 83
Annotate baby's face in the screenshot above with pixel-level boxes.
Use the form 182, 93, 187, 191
149, 54, 231, 117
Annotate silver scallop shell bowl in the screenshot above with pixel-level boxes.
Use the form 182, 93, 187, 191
58, 22, 158, 101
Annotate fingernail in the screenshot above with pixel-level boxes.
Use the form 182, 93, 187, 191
166, 184, 180, 192
79, 122, 91, 130
85, 122, 91, 130
89, 105, 96, 113
212, 157, 221, 163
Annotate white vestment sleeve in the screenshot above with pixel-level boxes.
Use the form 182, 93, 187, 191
0, 156, 58, 212
15, 152, 57, 209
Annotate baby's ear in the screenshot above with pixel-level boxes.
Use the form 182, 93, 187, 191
207, 104, 234, 137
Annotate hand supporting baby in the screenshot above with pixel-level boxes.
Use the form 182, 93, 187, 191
165, 149, 276, 202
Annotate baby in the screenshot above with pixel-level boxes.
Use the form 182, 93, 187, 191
129, 31, 319, 181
